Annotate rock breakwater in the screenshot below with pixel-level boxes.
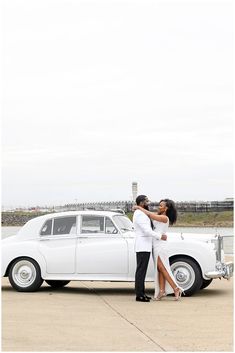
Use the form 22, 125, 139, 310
1, 212, 48, 227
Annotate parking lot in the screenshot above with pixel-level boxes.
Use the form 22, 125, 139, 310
1, 256, 233, 352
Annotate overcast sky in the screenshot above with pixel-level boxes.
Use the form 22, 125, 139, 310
2, 0, 233, 208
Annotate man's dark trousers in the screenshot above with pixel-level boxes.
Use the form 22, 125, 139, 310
135, 251, 151, 297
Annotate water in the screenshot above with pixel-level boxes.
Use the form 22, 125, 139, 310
169, 226, 233, 236
168, 227, 233, 255
1, 226, 233, 255
1, 226, 22, 238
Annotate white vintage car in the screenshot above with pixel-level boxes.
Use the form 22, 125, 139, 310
1, 211, 233, 295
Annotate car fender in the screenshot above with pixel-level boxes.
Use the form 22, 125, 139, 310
1, 240, 47, 278
167, 239, 216, 279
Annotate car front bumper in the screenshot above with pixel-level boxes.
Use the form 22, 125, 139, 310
205, 261, 234, 279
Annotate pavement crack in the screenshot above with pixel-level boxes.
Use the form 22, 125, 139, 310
80, 282, 166, 352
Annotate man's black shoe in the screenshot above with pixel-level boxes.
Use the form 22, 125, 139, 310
136, 296, 150, 302
144, 295, 152, 300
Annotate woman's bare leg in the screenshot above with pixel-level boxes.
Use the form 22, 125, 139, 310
158, 271, 165, 292
157, 257, 177, 290
154, 262, 166, 299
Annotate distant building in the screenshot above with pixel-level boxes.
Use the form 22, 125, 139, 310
132, 182, 138, 202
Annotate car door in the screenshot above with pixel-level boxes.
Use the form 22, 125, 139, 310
76, 215, 128, 274
39, 216, 77, 274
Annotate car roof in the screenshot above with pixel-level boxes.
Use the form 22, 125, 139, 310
17, 211, 124, 239
39, 210, 122, 218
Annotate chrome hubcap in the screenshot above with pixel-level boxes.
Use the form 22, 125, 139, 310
12, 260, 36, 287
171, 261, 195, 290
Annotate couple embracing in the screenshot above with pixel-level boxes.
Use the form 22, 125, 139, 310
133, 195, 184, 302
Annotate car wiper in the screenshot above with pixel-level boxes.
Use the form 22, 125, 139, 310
121, 227, 133, 232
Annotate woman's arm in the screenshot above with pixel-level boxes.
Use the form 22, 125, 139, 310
134, 206, 168, 223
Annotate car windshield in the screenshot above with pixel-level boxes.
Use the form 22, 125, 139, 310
113, 215, 134, 232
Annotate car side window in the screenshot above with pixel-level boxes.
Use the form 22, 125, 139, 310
105, 217, 118, 234
53, 216, 77, 235
81, 216, 105, 234
40, 219, 52, 235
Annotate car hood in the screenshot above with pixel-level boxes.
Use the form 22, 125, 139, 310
168, 232, 216, 243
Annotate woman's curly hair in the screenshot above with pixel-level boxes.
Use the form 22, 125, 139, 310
160, 199, 177, 225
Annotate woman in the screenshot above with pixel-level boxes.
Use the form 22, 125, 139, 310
134, 199, 184, 300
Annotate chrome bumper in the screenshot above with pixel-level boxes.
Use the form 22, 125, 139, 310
205, 261, 234, 279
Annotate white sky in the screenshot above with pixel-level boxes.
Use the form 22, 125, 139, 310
1, 0, 233, 207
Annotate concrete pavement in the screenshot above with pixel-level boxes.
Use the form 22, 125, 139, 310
1, 259, 233, 352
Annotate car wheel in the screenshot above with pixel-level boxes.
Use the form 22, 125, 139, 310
9, 257, 43, 292
170, 257, 203, 296
45, 280, 70, 288
200, 278, 213, 290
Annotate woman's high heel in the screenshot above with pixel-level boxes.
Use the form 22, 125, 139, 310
153, 289, 166, 301
174, 287, 184, 301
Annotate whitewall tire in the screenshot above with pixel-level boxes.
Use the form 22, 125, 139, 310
9, 258, 43, 292
170, 257, 203, 296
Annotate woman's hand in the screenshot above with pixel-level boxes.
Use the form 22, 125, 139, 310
161, 234, 167, 241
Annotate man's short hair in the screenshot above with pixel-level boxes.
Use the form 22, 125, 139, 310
136, 195, 147, 205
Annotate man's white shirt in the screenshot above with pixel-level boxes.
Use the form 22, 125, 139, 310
133, 209, 161, 252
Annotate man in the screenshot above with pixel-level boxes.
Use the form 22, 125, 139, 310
133, 195, 167, 302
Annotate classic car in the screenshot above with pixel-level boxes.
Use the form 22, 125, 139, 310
1, 210, 233, 295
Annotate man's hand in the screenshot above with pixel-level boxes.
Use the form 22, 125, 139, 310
161, 234, 167, 241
